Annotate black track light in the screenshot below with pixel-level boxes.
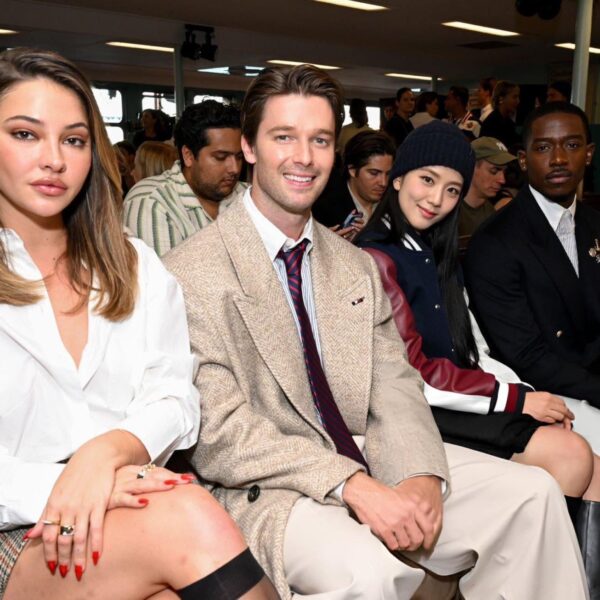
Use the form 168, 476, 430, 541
180, 25, 218, 62
516, 0, 561, 20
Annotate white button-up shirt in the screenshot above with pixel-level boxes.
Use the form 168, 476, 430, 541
0, 231, 200, 528
530, 184, 577, 231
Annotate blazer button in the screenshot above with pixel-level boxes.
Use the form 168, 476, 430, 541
248, 485, 260, 502
434, 304, 441, 310
556, 330, 563, 338
425, 258, 431, 264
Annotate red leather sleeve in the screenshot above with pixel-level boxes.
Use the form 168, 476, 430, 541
365, 248, 524, 413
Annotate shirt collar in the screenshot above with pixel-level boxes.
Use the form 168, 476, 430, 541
242, 187, 314, 262
346, 181, 365, 215
480, 104, 493, 120
166, 161, 200, 210
529, 184, 576, 232
0, 227, 22, 248
0, 228, 47, 281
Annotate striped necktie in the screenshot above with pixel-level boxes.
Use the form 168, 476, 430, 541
278, 240, 369, 472
556, 210, 579, 276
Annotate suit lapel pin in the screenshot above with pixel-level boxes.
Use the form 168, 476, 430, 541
351, 296, 365, 306
589, 239, 600, 263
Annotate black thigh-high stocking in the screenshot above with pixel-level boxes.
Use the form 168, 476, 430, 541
565, 495, 582, 527
176, 548, 280, 599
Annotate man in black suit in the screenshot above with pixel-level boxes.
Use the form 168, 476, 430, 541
312, 130, 394, 238
466, 101, 600, 411
465, 103, 600, 595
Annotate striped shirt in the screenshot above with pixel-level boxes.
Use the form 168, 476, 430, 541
242, 189, 323, 360
123, 161, 248, 256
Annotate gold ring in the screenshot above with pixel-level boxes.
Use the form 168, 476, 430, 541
59, 525, 75, 536
42, 519, 60, 526
136, 462, 157, 479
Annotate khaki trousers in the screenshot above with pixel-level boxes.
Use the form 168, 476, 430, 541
284, 443, 588, 600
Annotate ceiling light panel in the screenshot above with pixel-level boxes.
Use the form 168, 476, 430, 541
385, 73, 435, 81
314, 0, 388, 10
442, 21, 520, 37
106, 41, 174, 53
268, 59, 341, 70
556, 42, 600, 54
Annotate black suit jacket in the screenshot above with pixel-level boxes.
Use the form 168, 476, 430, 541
465, 186, 600, 404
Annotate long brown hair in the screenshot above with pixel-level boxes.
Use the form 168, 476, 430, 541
0, 48, 137, 320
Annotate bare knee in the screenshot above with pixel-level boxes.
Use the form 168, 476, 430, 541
151, 484, 247, 561
550, 431, 593, 491
524, 428, 593, 495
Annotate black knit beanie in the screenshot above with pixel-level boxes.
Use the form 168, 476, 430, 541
391, 120, 476, 194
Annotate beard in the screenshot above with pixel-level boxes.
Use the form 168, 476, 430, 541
190, 176, 238, 203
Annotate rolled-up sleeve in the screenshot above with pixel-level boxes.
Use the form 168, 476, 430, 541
0, 454, 65, 529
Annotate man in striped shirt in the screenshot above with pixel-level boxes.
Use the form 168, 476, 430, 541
124, 100, 247, 256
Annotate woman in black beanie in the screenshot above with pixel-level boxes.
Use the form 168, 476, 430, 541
355, 121, 600, 511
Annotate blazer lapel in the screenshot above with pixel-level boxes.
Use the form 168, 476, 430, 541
217, 202, 325, 434
575, 207, 600, 322
310, 225, 372, 432
519, 189, 587, 334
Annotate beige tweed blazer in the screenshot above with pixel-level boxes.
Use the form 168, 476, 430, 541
164, 199, 449, 598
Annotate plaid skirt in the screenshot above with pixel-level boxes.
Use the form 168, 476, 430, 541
0, 527, 29, 597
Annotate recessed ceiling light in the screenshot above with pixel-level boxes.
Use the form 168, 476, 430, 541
314, 0, 388, 10
0, 29, 18, 35
556, 42, 600, 54
385, 73, 436, 81
198, 66, 263, 76
268, 59, 341, 70
106, 41, 174, 53
198, 66, 231, 75
442, 21, 520, 37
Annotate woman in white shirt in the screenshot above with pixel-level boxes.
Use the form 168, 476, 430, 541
0, 48, 277, 600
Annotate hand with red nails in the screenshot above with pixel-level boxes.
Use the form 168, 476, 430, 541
26, 430, 192, 581
106, 464, 193, 511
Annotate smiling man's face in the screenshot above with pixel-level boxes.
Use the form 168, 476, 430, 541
519, 112, 594, 206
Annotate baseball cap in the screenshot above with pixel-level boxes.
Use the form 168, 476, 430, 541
471, 137, 516, 165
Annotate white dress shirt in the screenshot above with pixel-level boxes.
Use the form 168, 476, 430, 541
0, 231, 200, 528
243, 189, 323, 357
530, 184, 576, 231
531, 185, 578, 274
479, 103, 493, 123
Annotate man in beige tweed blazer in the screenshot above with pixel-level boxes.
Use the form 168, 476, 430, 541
165, 66, 588, 599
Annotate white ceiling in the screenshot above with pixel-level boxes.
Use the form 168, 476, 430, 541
1, 0, 597, 100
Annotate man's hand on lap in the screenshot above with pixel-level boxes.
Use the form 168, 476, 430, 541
342, 471, 443, 552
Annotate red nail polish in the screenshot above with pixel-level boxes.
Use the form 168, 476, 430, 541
47, 560, 57, 575
59, 565, 68, 578
164, 479, 178, 485
92, 551, 100, 566
138, 498, 149, 505
22, 529, 31, 541
75, 565, 83, 581
181, 474, 195, 481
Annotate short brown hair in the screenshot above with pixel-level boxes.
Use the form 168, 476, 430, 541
0, 48, 137, 320
241, 64, 344, 146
